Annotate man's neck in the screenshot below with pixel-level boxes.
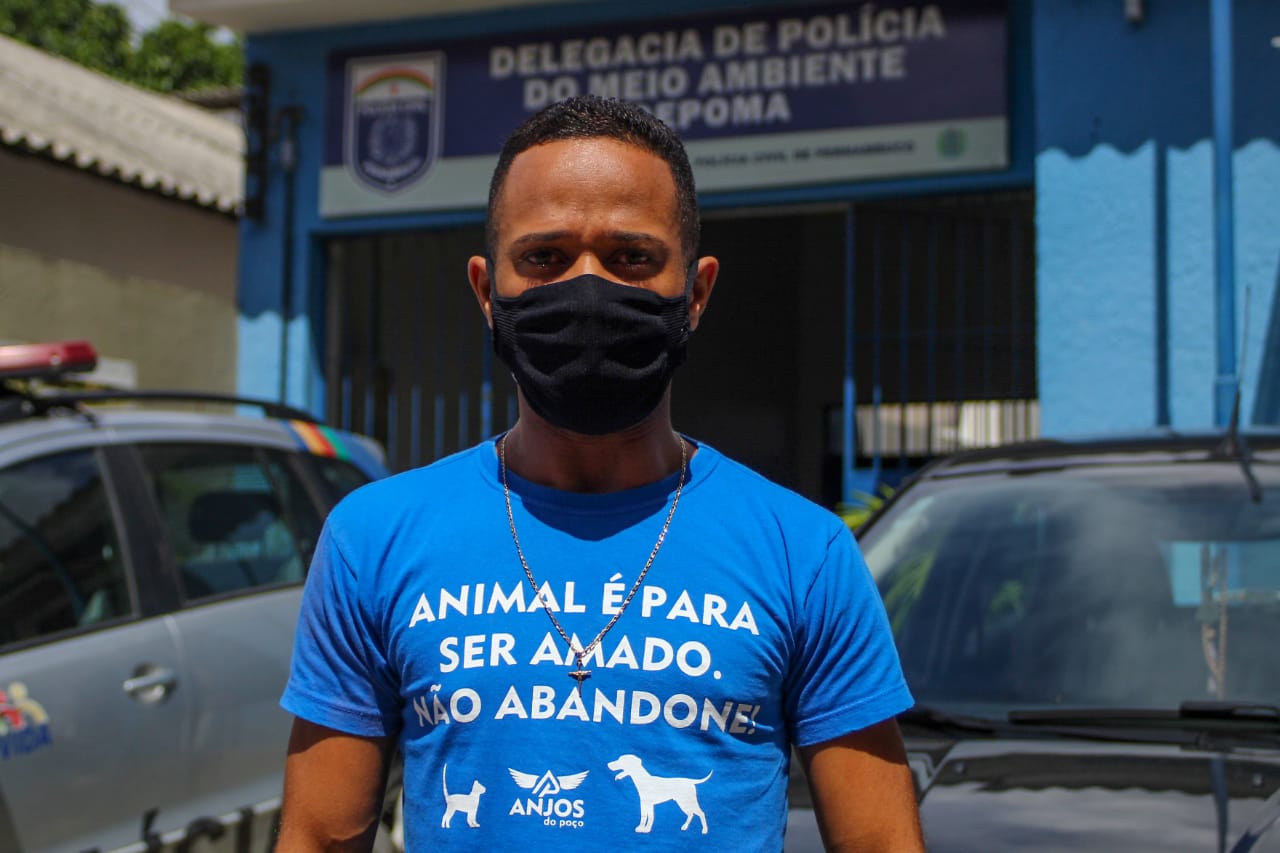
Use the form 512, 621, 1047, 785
499, 402, 686, 494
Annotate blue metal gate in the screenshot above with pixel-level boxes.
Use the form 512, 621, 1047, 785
839, 192, 1038, 502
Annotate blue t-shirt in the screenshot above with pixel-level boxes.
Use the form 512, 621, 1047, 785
283, 438, 911, 850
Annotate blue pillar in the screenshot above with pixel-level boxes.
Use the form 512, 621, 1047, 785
841, 206, 857, 504
1210, 0, 1238, 426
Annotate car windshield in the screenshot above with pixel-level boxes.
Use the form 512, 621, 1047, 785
861, 455, 1280, 719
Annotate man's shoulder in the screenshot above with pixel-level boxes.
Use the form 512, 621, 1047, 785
697, 443, 845, 536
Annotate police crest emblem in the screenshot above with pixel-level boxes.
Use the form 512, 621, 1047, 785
345, 53, 445, 193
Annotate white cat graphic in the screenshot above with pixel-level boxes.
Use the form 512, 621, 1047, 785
441, 764, 486, 828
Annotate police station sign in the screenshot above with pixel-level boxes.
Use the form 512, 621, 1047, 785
321, 0, 1006, 217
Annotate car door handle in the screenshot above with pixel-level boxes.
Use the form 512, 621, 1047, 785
123, 667, 177, 704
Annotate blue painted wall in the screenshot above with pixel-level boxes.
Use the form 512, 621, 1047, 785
1034, 0, 1280, 434
237, 0, 1036, 417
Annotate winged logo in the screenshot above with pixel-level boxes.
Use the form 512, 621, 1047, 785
508, 768, 590, 798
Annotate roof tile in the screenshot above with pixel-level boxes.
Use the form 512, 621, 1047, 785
0, 33, 244, 214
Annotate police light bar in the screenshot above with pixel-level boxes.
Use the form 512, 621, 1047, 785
0, 341, 98, 381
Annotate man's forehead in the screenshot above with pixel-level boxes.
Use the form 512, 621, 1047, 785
510, 134, 662, 167
493, 137, 680, 241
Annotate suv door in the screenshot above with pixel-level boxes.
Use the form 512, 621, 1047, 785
0, 447, 190, 853
133, 442, 370, 845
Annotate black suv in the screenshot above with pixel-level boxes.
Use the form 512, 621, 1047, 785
819, 430, 1280, 851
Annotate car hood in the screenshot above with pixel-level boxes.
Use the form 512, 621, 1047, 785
911, 736, 1280, 852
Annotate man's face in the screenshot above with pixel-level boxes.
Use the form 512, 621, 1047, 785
469, 137, 716, 329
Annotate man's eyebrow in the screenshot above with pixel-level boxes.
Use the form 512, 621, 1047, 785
604, 231, 665, 245
509, 231, 667, 248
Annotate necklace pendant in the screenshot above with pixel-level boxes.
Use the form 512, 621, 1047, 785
568, 655, 591, 693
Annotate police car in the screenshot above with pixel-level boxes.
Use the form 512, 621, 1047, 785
0, 341, 389, 853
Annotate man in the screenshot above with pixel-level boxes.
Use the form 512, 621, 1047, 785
279, 95, 923, 851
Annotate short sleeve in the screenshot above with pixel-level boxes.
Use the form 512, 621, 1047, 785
280, 519, 403, 737
784, 526, 913, 747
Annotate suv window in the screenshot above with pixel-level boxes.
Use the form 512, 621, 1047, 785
865, 460, 1280, 712
0, 449, 131, 647
308, 456, 372, 506
138, 444, 320, 602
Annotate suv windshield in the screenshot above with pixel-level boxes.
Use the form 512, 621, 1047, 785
861, 457, 1280, 717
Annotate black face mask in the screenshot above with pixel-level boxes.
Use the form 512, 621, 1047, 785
489, 272, 691, 435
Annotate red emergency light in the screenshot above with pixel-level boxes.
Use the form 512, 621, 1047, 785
0, 341, 99, 381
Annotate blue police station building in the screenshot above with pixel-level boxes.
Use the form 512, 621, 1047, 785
174, 0, 1280, 507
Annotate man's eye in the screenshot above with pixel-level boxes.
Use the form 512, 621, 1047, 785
522, 250, 558, 268
615, 251, 653, 268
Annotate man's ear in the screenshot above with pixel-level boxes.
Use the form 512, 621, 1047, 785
688, 256, 719, 332
467, 255, 494, 329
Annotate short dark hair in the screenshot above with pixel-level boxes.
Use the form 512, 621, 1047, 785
485, 95, 700, 262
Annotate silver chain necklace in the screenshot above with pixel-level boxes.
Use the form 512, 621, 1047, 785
499, 432, 687, 692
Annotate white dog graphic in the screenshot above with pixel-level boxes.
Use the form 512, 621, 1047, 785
608, 753, 712, 834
